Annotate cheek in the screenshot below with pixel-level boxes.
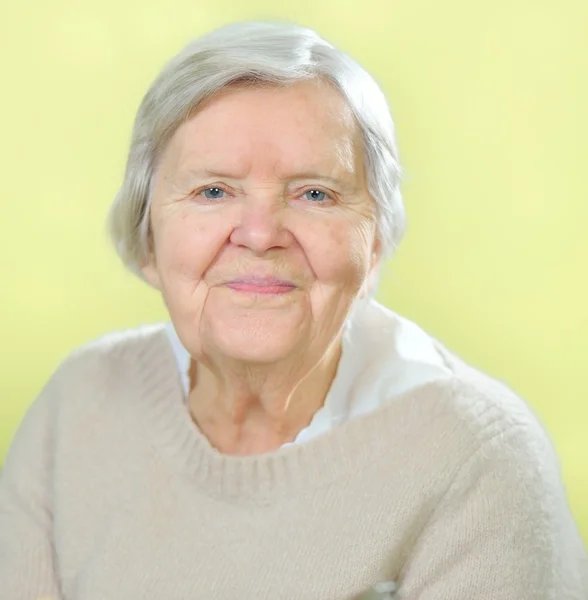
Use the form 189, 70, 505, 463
156, 211, 228, 281
303, 217, 374, 286
153, 211, 233, 335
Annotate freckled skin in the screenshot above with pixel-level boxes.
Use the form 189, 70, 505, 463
141, 80, 381, 453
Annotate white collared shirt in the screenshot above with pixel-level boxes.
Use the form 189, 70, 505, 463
164, 299, 453, 446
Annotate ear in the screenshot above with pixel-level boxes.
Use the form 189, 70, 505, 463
369, 236, 382, 276
140, 253, 162, 290
363, 237, 382, 298
358, 237, 382, 300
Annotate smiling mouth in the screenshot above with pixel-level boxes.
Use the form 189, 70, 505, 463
225, 277, 297, 295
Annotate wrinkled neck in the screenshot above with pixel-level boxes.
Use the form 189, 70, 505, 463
187, 341, 342, 455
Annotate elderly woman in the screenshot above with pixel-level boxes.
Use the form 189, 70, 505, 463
1, 21, 587, 600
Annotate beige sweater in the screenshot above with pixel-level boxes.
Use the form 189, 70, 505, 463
1, 322, 587, 599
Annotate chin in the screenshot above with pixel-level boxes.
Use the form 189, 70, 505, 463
216, 333, 297, 364
205, 320, 299, 363
204, 300, 308, 363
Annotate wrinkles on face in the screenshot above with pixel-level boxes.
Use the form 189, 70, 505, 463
142, 80, 381, 445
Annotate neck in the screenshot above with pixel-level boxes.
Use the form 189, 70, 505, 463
187, 341, 342, 455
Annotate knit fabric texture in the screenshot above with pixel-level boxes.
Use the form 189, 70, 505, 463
1, 307, 587, 599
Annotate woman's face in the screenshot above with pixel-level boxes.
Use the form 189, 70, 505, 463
143, 80, 380, 365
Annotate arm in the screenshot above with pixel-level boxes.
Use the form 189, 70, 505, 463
398, 423, 588, 599
0, 371, 64, 600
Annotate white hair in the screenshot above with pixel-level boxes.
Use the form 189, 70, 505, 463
107, 21, 406, 282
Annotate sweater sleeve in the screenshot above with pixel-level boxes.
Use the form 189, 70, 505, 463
0, 369, 64, 600
398, 422, 588, 600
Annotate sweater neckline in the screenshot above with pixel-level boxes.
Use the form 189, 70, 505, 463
162, 300, 454, 449
135, 322, 457, 504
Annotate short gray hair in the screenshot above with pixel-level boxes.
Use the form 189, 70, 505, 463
107, 21, 406, 280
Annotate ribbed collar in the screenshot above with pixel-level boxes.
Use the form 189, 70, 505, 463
129, 301, 457, 505
162, 300, 453, 447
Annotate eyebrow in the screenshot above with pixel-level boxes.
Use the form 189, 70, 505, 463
170, 168, 354, 190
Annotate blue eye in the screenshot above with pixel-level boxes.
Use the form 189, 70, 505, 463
202, 187, 225, 200
304, 189, 326, 202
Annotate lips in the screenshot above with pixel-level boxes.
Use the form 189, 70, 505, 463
225, 277, 297, 294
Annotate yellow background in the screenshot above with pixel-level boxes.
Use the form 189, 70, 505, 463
1, 0, 586, 544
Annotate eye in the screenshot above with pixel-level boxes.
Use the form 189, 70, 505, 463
201, 187, 225, 200
303, 189, 327, 202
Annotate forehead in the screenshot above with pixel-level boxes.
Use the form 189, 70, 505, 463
159, 80, 362, 179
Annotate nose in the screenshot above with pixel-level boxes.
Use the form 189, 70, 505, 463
229, 196, 293, 255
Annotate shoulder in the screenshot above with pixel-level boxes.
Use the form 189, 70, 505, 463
397, 370, 587, 598
71, 322, 168, 360
403, 341, 562, 492
40, 323, 172, 417
367, 305, 560, 479
4, 323, 172, 474
356, 301, 551, 452
381, 356, 569, 536
432, 339, 550, 444
58, 322, 168, 377
422, 362, 580, 555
